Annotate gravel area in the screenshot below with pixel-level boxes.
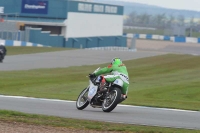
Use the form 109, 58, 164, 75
0, 121, 121, 133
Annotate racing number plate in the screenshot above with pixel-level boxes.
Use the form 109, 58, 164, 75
88, 83, 98, 101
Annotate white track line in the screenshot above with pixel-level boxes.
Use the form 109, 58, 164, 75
0, 95, 199, 113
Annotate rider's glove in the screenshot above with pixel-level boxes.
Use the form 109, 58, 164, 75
89, 73, 96, 78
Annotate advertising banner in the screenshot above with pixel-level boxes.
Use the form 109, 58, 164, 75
21, 0, 48, 14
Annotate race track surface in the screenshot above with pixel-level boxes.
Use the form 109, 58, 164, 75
0, 50, 165, 71
0, 95, 200, 130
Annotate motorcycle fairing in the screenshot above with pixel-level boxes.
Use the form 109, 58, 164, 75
112, 79, 123, 87
87, 80, 98, 102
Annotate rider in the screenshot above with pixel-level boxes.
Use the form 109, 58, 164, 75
89, 58, 129, 103
0, 43, 7, 63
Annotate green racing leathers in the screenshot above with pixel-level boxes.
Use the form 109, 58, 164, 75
94, 63, 129, 95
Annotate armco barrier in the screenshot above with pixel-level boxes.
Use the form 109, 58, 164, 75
85, 46, 137, 52
125, 33, 172, 41
0, 39, 49, 47
124, 33, 200, 43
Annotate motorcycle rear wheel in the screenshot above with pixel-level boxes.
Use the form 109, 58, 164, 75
76, 88, 89, 110
102, 87, 121, 112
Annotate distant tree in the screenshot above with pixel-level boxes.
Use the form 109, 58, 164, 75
125, 12, 138, 26
153, 13, 166, 28
125, 12, 151, 26
166, 15, 175, 28
139, 13, 151, 26
190, 17, 194, 25
189, 17, 195, 36
177, 15, 185, 26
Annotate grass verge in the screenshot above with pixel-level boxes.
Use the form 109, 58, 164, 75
0, 54, 200, 111
0, 110, 198, 133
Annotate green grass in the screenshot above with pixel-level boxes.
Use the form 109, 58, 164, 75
6, 46, 75, 55
1, 53, 200, 132
0, 110, 198, 133
0, 54, 200, 111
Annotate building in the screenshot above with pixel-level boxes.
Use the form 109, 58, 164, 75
0, 0, 126, 48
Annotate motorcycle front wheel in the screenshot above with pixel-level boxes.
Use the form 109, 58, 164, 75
76, 87, 89, 110
102, 87, 121, 112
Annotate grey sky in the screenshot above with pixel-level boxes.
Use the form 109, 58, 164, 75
121, 0, 200, 11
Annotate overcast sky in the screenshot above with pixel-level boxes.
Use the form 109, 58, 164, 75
121, 0, 200, 11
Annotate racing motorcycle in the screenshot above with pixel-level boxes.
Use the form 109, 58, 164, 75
0, 49, 4, 63
76, 68, 124, 112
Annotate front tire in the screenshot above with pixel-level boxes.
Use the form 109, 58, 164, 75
102, 87, 121, 112
76, 88, 89, 110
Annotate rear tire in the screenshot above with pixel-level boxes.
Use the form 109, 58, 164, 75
102, 87, 121, 112
76, 88, 89, 110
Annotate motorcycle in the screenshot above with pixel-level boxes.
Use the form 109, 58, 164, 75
76, 67, 124, 112
0, 49, 4, 63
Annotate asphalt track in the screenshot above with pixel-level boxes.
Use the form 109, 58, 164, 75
0, 95, 200, 130
0, 48, 200, 130
0, 50, 165, 71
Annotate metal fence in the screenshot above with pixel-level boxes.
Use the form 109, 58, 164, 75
123, 24, 186, 37
0, 14, 27, 41
164, 24, 186, 36
0, 20, 19, 40
0, 20, 29, 41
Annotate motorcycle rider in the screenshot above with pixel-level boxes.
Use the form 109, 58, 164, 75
89, 58, 129, 103
0, 43, 7, 63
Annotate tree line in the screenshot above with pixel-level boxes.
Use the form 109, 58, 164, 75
124, 12, 196, 29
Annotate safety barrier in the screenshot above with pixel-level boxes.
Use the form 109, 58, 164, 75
125, 33, 200, 43
29, 28, 127, 48
125, 33, 174, 41
0, 39, 49, 47
85, 46, 137, 52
